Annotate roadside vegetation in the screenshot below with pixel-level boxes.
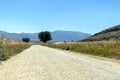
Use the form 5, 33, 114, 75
0, 31, 51, 61
0, 38, 31, 61
42, 41, 120, 59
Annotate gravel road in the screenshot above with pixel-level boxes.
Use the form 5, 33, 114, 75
0, 45, 120, 80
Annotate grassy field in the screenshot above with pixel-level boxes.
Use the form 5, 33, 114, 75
42, 41, 120, 59
0, 39, 31, 61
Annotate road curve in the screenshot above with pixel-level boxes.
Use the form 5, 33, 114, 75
0, 45, 120, 80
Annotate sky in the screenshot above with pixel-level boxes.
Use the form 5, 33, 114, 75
0, 0, 120, 34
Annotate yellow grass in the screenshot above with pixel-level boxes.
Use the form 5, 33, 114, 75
43, 41, 120, 59
0, 39, 31, 61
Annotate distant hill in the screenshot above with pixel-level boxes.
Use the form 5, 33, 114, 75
0, 30, 91, 42
52, 30, 91, 41
0, 31, 38, 41
82, 25, 120, 41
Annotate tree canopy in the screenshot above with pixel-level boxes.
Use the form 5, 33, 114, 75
22, 38, 30, 43
38, 31, 52, 43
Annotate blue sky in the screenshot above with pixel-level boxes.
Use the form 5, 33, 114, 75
0, 0, 120, 34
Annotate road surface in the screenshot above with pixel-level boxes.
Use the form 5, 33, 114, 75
0, 45, 120, 80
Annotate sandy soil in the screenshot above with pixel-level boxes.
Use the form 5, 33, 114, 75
0, 45, 120, 80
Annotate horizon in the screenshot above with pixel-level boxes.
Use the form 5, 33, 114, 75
0, 0, 120, 34
0, 29, 91, 34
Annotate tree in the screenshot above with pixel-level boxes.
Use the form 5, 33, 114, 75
38, 31, 52, 43
22, 38, 30, 43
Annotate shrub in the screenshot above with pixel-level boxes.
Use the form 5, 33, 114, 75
0, 45, 7, 61
65, 46, 70, 50
22, 38, 30, 43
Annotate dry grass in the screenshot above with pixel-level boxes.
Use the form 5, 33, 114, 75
43, 41, 120, 59
0, 39, 31, 61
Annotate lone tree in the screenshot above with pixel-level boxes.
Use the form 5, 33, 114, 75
22, 38, 30, 43
38, 31, 52, 43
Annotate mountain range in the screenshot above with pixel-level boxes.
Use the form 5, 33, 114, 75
82, 24, 120, 41
0, 30, 91, 42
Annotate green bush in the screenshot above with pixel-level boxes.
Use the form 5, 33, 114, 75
0, 45, 7, 61
22, 38, 30, 43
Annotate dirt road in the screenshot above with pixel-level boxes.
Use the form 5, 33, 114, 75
0, 45, 120, 80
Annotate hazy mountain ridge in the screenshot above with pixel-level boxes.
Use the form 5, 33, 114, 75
52, 30, 91, 41
0, 30, 91, 42
0, 31, 38, 41
82, 25, 120, 41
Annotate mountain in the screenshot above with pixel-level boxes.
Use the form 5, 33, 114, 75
0, 30, 91, 42
0, 31, 38, 41
82, 25, 120, 41
52, 30, 91, 41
